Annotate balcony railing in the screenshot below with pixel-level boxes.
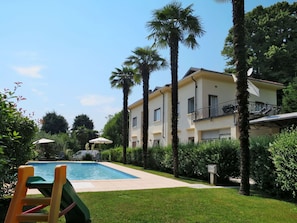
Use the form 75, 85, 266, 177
191, 100, 281, 121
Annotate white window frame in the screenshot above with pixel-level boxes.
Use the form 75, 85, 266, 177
154, 108, 161, 122
132, 117, 137, 127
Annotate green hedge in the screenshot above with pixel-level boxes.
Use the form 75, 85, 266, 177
101, 132, 297, 199
269, 127, 297, 198
250, 135, 278, 194
102, 140, 241, 183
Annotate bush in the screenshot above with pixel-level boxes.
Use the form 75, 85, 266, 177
128, 147, 143, 166
191, 140, 240, 182
148, 146, 171, 172
269, 127, 297, 198
0, 83, 37, 198
102, 140, 240, 183
83, 153, 93, 161
250, 135, 278, 193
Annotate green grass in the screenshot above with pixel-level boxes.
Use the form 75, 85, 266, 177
56, 187, 297, 223
113, 162, 208, 184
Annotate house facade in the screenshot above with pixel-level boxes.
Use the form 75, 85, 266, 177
128, 68, 284, 147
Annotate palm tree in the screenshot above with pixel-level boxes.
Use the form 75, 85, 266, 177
216, 0, 250, 195
232, 0, 250, 196
125, 46, 167, 169
147, 2, 204, 177
109, 66, 140, 164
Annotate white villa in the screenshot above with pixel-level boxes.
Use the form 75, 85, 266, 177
128, 68, 284, 148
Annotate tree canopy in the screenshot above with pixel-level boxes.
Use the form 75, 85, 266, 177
41, 111, 69, 134
72, 114, 94, 130
222, 1, 297, 84
102, 111, 123, 148
147, 1, 204, 177
282, 78, 297, 113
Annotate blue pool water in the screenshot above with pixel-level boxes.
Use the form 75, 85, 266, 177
26, 162, 137, 181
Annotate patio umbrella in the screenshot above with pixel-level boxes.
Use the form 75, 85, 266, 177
89, 137, 113, 144
32, 138, 55, 145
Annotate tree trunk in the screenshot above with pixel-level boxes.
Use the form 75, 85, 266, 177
142, 70, 149, 169
122, 82, 129, 164
170, 37, 179, 178
232, 0, 250, 195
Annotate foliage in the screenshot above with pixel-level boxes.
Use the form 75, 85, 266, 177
102, 112, 123, 148
147, 1, 204, 177
249, 135, 279, 194
0, 83, 37, 197
33, 131, 79, 160
222, 2, 297, 84
103, 140, 240, 183
72, 126, 97, 151
82, 153, 93, 161
269, 127, 297, 198
125, 46, 167, 169
281, 78, 297, 113
110, 66, 140, 164
189, 140, 240, 182
41, 111, 69, 134
72, 114, 94, 130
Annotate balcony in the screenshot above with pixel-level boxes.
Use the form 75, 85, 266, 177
191, 100, 281, 121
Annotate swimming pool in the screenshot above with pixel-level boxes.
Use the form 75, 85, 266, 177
26, 161, 137, 181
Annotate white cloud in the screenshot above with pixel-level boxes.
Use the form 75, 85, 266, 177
13, 65, 44, 78
31, 88, 44, 96
79, 94, 115, 106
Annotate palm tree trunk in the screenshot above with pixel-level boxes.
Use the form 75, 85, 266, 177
170, 37, 179, 178
123, 82, 129, 164
233, 0, 250, 195
142, 71, 149, 169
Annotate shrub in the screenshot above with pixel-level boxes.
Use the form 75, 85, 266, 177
192, 139, 240, 182
250, 135, 278, 193
82, 153, 93, 161
102, 140, 240, 183
148, 145, 172, 172
128, 147, 142, 166
269, 127, 297, 198
0, 83, 37, 198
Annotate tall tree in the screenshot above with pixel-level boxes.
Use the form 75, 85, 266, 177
125, 46, 167, 169
109, 66, 140, 164
218, 0, 250, 195
41, 111, 69, 134
72, 114, 94, 131
233, 0, 250, 196
222, 2, 297, 84
147, 2, 204, 177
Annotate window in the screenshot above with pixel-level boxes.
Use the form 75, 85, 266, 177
188, 137, 194, 144
132, 117, 137, 127
255, 101, 265, 112
188, 97, 195, 113
153, 139, 160, 147
209, 95, 218, 117
154, 108, 161, 121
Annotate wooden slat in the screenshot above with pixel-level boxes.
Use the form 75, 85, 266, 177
17, 213, 48, 222
22, 197, 51, 205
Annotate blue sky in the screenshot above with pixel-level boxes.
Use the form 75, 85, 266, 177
0, 0, 293, 132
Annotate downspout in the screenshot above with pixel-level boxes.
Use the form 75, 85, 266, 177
160, 90, 165, 139
191, 76, 197, 120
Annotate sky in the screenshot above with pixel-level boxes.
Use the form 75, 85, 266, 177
0, 0, 294, 132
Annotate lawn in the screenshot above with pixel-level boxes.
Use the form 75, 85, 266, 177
57, 187, 297, 223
